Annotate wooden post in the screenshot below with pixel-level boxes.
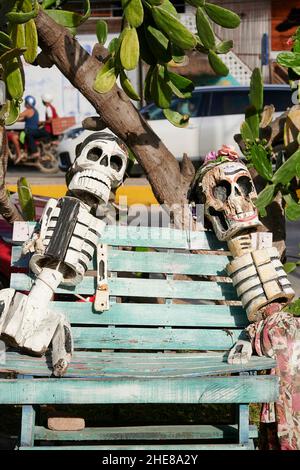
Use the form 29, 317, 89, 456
19, 375, 36, 448
238, 404, 249, 446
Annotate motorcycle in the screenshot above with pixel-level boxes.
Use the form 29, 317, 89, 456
7, 130, 60, 174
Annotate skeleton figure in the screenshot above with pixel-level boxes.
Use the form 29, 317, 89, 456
190, 151, 295, 364
0, 132, 128, 376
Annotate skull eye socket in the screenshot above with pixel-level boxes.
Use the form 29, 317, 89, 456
87, 147, 103, 162
110, 155, 124, 172
213, 180, 231, 202
236, 176, 253, 196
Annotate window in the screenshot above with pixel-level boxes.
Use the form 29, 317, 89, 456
206, 90, 250, 116
264, 89, 293, 112
175, 95, 203, 117
144, 105, 165, 121
144, 93, 204, 121
205, 88, 293, 117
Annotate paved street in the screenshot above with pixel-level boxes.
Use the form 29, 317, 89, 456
6, 166, 155, 203
6, 165, 65, 184
6, 166, 148, 185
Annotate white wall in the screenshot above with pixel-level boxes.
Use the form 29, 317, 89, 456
22, 32, 131, 121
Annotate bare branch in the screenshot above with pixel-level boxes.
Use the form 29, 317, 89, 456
35, 9, 191, 227
0, 126, 24, 224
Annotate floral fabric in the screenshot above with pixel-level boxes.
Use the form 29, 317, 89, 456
246, 312, 300, 450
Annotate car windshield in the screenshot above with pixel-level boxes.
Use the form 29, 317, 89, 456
66, 127, 85, 139
264, 89, 293, 111
142, 87, 293, 120
206, 88, 293, 116
144, 95, 202, 120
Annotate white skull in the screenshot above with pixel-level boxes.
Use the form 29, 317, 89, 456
67, 132, 128, 204
196, 160, 261, 241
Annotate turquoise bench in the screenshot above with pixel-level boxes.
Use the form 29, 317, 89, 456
0, 222, 279, 450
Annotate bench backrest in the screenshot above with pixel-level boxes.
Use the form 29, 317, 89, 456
10, 223, 247, 353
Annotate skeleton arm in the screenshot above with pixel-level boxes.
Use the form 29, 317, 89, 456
22, 198, 58, 256
51, 313, 73, 377
227, 330, 252, 364
1, 198, 105, 373
0, 132, 129, 376
226, 231, 295, 363
226, 233, 294, 363
190, 154, 295, 365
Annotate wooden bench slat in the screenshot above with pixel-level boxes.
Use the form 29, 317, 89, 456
109, 277, 238, 300
10, 274, 239, 300
68, 326, 241, 350
103, 226, 227, 250
20, 444, 251, 450
42, 302, 249, 328
6, 350, 243, 361
11, 247, 30, 268
11, 246, 231, 276
34, 424, 258, 441
13, 222, 228, 250
2, 350, 276, 365
0, 376, 279, 404
2, 351, 276, 378
108, 250, 230, 275
4, 222, 280, 450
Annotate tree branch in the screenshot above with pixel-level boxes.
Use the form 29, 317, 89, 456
0, 126, 24, 224
35, 10, 193, 227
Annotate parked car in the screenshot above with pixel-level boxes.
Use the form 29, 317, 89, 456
140, 84, 292, 163
57, 85, 292, 171
57, 126, 94, 171
57, 126, 142, 175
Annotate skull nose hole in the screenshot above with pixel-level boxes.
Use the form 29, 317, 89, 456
87, 147, 103, 162
100, 155, 109, 166
111, 155, 124, 172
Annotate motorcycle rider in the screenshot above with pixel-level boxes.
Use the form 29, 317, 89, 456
15, 95, 51, 163
41, 93, 59, 135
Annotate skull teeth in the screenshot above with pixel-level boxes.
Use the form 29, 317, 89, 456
77, 170, 111, 186
69, 170, 111, 203
229, 211, 258, 221
237, 211, 254, 219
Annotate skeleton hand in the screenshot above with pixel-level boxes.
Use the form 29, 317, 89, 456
0, 269, 73, 376
22, 232, 44, 256
228, 340, 253, 364
51, 314, 73, 377
227, 331, 253, 364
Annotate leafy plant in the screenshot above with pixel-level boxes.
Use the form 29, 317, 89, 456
0, 1, 241, 128
0, 0, 91, 126
277, 27, 300, 78
17, 176, 36, 221
238, 67, 300, 223
0, 0, 41, 124
102, 0, 239, 125
284, 298, 300, 316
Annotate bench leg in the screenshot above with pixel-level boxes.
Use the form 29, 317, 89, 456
248, 437, 255, 450
238, 404, 249, 447
20, 405, 36, 448
19, 375, 36, 448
